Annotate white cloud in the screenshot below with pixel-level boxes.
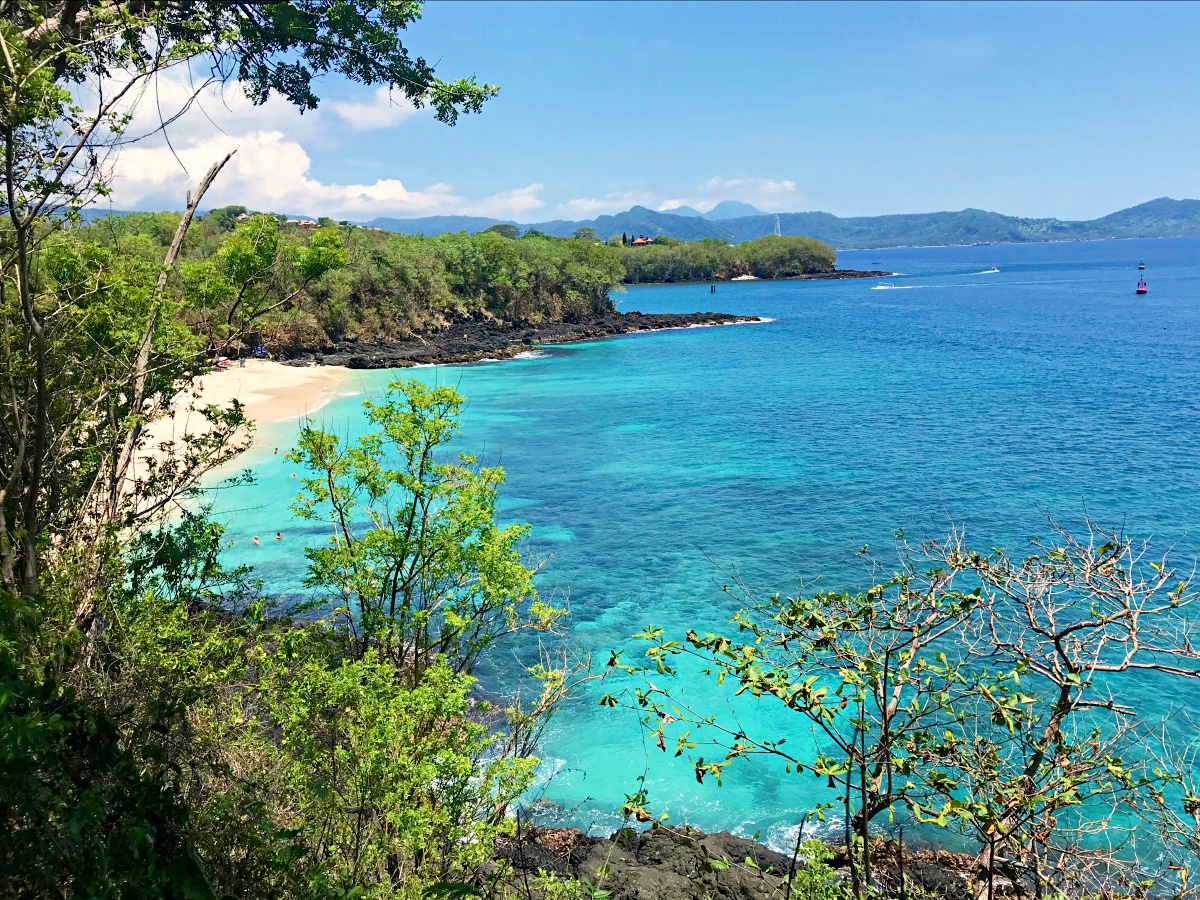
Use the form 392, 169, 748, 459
461, 184, 545, 218
91, 69, 808, 223
329, 86, 418, 131
557, 191, 660, 217
112, 130, 466, 217
96, 70, 539, 220
560, 177, 806, 218
692, 176, 804, 211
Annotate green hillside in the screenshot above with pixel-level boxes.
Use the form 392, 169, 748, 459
361, 197, 1200, 249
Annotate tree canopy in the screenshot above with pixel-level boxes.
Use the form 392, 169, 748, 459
619, 234, 836, 283
9, 0, 497, 120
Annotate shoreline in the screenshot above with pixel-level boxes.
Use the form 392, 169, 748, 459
283, 310, 763, 370
622, 268, 891, 287
135, 310, 762, 458
137, 360, 351, 458
502, 824, 978, 899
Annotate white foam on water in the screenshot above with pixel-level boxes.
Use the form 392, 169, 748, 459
763, 816, 848, 854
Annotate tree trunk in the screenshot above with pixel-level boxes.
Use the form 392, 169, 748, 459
104, 150, 236, 522
69, 151, 234, 635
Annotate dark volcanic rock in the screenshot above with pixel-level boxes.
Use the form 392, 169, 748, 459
496, 827, 982, 900
498, 827, 792, 900
628, 269, 892, 286
284, 311, 761, 370
788, 269, 892, 280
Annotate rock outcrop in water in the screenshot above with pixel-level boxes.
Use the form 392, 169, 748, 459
283, 310, 761, 369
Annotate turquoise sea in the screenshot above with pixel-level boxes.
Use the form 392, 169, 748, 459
209, 236, 1200, 850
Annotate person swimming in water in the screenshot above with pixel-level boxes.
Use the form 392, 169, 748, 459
275, 532, 282, 540
252, 536, 260, 546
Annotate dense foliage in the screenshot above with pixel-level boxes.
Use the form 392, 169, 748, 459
2, 384, 566, 899
617, 234, 837, 283
78, 213, 627, 348
0, 4, 574, 897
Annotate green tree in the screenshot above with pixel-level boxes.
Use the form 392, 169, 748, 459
1, 0, 498, 602
912, 525, 1200, 898
573, 226, 600, 242
620, 549, 991, 895
617, 235, 834, 283
615, 524, 1200, 899
180, 214, 347, 352
208, 205, 248, 231
486, 223, 521, 239
289, 379, 566, 681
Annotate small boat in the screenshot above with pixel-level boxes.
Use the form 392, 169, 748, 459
1138, 260, 1146, 270
873, 282, 897, 290
1136, 277, 1148, 295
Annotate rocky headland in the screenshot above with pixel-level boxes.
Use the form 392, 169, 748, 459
283, 310, 762, 369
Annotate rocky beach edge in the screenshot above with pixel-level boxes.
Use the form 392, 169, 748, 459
498, 825, 979, 900
627, 268, 893, 286
282, 310, 764, 370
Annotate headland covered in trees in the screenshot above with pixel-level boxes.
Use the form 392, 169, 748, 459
72, 210, 883, 365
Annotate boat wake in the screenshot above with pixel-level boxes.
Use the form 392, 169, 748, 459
871, 283, 917, 290
977, 267, 1000, 274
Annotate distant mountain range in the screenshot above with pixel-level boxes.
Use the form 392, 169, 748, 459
364, 197, 1200, 250
660, 200, 767, 220
83, 197, 1200, 251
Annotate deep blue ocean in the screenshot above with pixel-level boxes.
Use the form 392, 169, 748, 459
207, 236, 1200, 850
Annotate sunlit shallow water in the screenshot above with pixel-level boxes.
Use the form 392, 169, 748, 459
207, 236, 1200, 849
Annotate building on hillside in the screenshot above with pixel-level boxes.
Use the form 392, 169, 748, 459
630, 235, 654, 246
235, 212, 252, 223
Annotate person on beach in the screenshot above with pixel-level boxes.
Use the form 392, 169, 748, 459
274, 448, 278, 455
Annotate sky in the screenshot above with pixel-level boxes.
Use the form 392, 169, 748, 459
106, 1, 1200, 223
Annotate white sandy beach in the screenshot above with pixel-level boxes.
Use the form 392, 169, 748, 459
139, 359, 351, 456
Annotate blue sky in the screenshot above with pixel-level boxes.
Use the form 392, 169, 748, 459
115, 1, 1200, 221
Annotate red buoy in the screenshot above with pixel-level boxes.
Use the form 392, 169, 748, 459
1136, 277, 1148, 295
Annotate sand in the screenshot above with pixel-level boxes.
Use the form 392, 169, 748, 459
139, 359, 351, 458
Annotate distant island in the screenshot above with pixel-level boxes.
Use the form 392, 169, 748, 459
350, 196, 1200, 250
